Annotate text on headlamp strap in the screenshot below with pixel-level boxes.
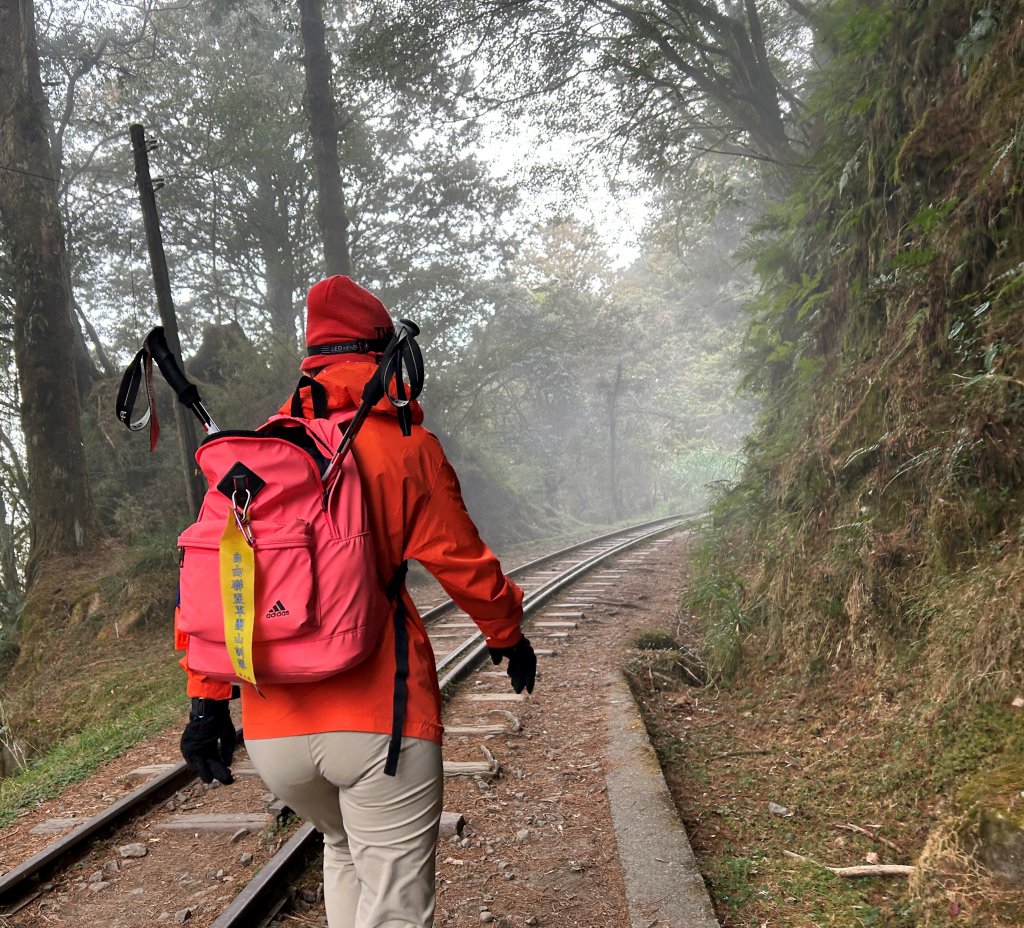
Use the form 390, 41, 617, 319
307, 336, 393, 357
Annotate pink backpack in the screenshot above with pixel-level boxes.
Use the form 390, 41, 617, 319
175, 409, 393, 686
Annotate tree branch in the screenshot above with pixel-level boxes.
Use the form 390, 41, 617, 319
781, 0, 816, 23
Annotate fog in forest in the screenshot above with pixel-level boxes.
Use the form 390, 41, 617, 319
0, 0, 806, 590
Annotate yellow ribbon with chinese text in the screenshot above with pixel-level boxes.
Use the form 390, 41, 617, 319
220, 512, 256, 686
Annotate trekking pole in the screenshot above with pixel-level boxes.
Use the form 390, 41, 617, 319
116, 327, 220, 448
322, 319, 423, 484
144, 328, 220, 433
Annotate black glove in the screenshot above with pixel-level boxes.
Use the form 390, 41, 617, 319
180, 697, 236, 785
488, 635, 536, 694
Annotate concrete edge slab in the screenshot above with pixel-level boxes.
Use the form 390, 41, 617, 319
603, 672, 720, 928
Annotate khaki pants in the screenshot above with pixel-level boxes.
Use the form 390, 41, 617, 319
246, 732, 443, 928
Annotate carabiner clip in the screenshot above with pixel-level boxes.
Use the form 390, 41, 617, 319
231, 488, 255, 547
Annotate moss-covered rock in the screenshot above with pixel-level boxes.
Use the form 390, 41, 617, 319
975, 808, 1024, 883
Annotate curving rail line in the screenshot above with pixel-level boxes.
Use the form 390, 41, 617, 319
0, 513, 695, 921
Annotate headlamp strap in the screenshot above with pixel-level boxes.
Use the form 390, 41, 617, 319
306, 336, 393, 357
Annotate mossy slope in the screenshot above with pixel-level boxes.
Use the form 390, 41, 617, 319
691, 2, 1024, 921
701, 0, 1024, 706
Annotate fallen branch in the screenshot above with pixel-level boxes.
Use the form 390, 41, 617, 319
443, 745, 501, 779
444, 724, 506, 736
487, 709, 522, 733
829, 864, 916, 877
446, 709, 522, 737
836, 822, 903, 854
784, 850, 914, 877
677, 662, 706, 686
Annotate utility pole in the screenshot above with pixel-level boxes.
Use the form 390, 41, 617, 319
129, 124, 204, 516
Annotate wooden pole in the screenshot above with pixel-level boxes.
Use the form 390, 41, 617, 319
129, 124, 203, 517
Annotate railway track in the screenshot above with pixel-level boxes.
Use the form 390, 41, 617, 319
0, 514, 695, 926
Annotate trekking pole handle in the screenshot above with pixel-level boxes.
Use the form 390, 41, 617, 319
145, 327, 219, 433
396, 318, 420, 341
146, 327, 193, 397
362, 319, 423, 408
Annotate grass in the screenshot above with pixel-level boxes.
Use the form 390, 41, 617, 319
632, 629, 681, 650
0, 539, 191, 829
0, 668, 183, 828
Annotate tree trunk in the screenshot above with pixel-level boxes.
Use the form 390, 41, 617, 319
0, 0, 100, 576
0, 426, 30, 592
0, 489, 20, 595
256, 171, 299, 346
607, 360, 624, 521
297, 0, 353, 277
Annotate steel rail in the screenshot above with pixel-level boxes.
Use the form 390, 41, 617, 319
0, 515, 694, 919
211, 820, 321, 928
417, 513, 693, 624
436, 516, 692, 690
209, 515, 695, 928
0, 761, 193, 907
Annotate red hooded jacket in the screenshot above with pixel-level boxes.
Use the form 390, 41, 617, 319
177, 359, 524, 744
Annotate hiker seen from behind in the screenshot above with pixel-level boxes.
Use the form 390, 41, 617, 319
175, 275, 536, 928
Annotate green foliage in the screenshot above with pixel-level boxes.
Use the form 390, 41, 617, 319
669, 449, 745, 509
685, 524, 755, 681
689, 0, 1024, 706
706, 851, 757, 908
908, 199, 959, 235
924, 703, 1024, 793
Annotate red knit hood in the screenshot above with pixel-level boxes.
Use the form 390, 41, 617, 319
301, 276, 395, 373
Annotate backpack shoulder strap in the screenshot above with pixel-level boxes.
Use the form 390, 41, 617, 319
385, 560, 410, 777
289, 375, 329, 419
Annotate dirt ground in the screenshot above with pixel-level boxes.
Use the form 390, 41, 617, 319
335, 534, 690, 927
